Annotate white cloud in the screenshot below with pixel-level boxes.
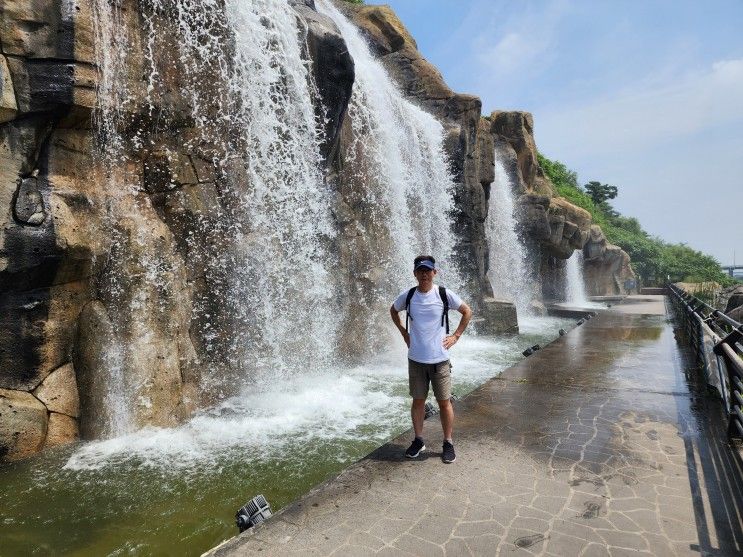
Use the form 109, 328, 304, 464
470, 0, 570, 81
537, 58, 743, 157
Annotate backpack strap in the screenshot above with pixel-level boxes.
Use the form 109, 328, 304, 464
439, 286, 450, 334
404, 287, 416, 332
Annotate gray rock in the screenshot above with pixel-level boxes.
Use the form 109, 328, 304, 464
13, 175, 46, 225
479, 298, 519, 334
292, 3, 354, 168
724, 286, 743, 313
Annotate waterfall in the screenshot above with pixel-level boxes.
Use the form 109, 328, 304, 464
88, 0, 341, 437
87, 0, 467, 435
219, 0, 338, 379
317, 0, 463, 297
486, 153, 534, 314
141, 0, 339, 381
566, 250, 590, 305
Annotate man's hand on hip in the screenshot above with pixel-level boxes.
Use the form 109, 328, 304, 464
443, 334, 460, 349
402, 330, 410, 347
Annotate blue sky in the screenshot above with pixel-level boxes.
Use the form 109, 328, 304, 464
380, 0, 743, 265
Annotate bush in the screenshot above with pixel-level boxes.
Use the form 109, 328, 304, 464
538, 153, 735, 287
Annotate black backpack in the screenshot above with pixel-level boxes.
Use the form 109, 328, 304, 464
404, 286, 450, 334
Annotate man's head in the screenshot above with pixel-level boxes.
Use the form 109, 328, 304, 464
413, 255, 437, 289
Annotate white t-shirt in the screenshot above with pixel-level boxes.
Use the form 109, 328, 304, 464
393, 285, 464, 364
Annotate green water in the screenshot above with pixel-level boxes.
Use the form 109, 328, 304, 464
0, 317, 573, 556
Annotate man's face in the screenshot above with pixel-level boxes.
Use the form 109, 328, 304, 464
414, 266, 436, 288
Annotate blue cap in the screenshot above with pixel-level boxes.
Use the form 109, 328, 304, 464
414, 260, 436, 271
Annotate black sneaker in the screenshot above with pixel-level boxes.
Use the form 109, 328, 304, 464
405, 437, 425, 458
442, 441, 456, 463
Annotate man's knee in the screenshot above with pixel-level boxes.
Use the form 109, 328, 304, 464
436, 398, 452, 409
412, 398, 426, 408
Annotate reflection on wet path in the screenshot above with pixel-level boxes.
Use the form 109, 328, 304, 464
213, 295, 743, 556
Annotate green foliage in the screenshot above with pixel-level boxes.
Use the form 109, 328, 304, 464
340, 0, 364, 3
538, 153, 735, 287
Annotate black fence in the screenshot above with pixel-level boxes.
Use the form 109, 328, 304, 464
669, 284, 743, 439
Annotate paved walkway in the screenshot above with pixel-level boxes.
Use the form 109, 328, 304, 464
208, 296, 743, 557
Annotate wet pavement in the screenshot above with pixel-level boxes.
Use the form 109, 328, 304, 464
207, 296, 743, 556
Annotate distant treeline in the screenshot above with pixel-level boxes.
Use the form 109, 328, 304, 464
539, 154, 736, 287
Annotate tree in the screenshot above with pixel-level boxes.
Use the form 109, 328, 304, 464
584, 181, 618, 205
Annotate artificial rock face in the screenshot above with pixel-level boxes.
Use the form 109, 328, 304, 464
0, 0, 635, 460
488, 110, 635, 298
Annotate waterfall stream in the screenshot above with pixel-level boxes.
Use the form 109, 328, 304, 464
486, 153, 534, 314
0, 2, 582, 555
566, 250, 590, 305
317, 0, 463, 296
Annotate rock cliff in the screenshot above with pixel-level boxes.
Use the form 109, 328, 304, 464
486, 110, 634, 298
0, 0, 634, 460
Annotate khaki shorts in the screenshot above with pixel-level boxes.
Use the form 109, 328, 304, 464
408, 359, 452, 401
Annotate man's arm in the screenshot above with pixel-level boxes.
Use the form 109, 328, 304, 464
390, 304, 410, 347
443, 302, 472, 349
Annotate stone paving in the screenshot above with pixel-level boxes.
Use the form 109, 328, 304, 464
207, 296, 743, 557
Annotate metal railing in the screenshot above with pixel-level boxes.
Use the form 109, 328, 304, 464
668, 284, 743, 439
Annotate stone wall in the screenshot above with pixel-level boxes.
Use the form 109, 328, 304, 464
0, 0, 354, 460
0, 0, 99, 459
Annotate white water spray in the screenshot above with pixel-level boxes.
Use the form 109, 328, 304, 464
317, 0, 463, 295
486, 154, 534, 313
566, 250, 590, 305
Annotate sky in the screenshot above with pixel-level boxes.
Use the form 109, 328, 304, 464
379, 0, 743, 265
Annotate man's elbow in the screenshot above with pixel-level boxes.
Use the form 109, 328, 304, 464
460, 303, 473, 318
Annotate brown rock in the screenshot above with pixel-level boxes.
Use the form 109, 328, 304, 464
0, 0, 95, 63
0, 388, 47, 460
293, 2, 354, 167
0, 281, 89, 391
584, 225, 608, 260
44, 412, 79, 448
516, 194, 551, 241
345, 5, 417, 55
384, 47, 454, 102
1, 55, 18, 123
490, 111, 552, 195
12, 174, 46, 225
73, 300, 114, 439
584, 241, 635, 296
33, 362, 80, 417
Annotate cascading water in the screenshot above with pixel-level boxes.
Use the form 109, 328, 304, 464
92, 0, 341, 425
0, 3, 579, 555
486, 153, 534, 314
317, 0, 463, 297
566, 250, 590, 305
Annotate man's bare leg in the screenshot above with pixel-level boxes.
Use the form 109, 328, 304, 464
411, 398, 426, 437
438, 398, 454, 441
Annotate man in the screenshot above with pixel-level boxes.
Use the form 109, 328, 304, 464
390, 255, 472, 463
